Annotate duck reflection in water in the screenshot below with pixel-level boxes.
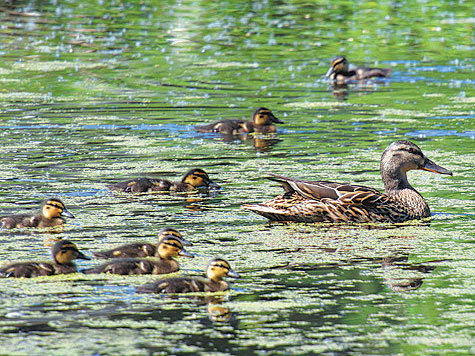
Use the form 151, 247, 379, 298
196, 107, 284, 152
381, 254, 444, 293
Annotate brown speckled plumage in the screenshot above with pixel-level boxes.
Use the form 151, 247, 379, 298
326, 56, 391, 83
195, 108, 283, 135
242, 141, 452, 223
136, 258, 240, 293
92, 228, 192, 259
0, 240, 89, 278
0, 198, 75, 229
106, 168, 215, 193
82, 235, 193, 275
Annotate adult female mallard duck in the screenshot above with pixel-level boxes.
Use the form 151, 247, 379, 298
136, 258, 240, 293
195, 107, 283, 135
82, 235, 193, 275
242, 140, 452, 223
326, 56, 391, 83
0, 240, 90, 278
106, 168, 216, 193
92, 227, 192, 259
0, 198, 75, 229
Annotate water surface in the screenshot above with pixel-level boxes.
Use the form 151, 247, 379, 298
0, 1, 473, 355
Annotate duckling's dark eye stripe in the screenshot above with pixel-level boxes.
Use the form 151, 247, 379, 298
47, 203, 64, 209
214, 263, 229, 269
61, 246, 78, 252
164, 241, 182, 248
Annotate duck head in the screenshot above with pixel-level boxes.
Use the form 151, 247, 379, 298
157, 235, 194, 259
325, 55, 349, 78
41, 198, 75, 220
158, 227, 192, 246
206, 258, 240, 282
182, 168, 217, 189
380, 140, 452, 191
252, 107, 283, 126
52, 240, 90, 264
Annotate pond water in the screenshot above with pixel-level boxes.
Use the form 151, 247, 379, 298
0, 1, 473, 355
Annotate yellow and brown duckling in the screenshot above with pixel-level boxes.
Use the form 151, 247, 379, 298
106, 168, 216, 193
136, 258, 240, 293
195, 107, 283, 135
92, 227, 192, 259
0, 198, 75, 229
0, 240, 90, 278
243, 140, 452, 223
325, 56, 391, 83
82, 235, 193, 275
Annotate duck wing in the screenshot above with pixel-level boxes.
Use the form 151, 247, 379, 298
267, 173, 383, 204
196, 120, 244, 134
93, 243, 156, 259
0, 262, 55, 278
136, 277, 206, 293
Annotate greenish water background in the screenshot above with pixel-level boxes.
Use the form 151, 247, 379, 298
0, 1, 473, 355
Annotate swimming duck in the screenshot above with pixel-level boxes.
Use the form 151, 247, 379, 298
0, 198, 75, 229
92, 227, 192, 259
242, 140, 452, 223
0, 240, 90, 278
326, 56, 391, 83
82, 235, 193, 275
106, 168, 216, 193
195, 107, 283, 135
136, 258, 240, 293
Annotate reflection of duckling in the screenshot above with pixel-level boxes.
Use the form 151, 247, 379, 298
136, 258, 240, 293
243, 140, 452, 223
326, 56, 391, 83
82, 236, 193, 275
196, 108, 283, 134
0, 240, 89, 278
0, 198, 75, 229
207, 302, 232, 322
106, 168, 216, 193
92, 227, 191, 259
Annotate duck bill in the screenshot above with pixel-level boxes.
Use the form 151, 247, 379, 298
179, 249, 195, 258
271, 115, 284, 124
61, 209, 75, 219
76, 251, 91, 260
227, 269, 240, 278
325, 66, 335, 78
421, 159, 453, 175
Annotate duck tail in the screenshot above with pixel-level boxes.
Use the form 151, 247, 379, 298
241, 204, 297, 222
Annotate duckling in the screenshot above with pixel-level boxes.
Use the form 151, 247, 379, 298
0, 198, 75, 229
195, 107, 283, 135
92, 227, 192, 259
326, 56, 391, 83
106, 168, 216, 193
136, 258, 240, 293
0, 240, 90, 278
243, 140, 452, 223
82, 235, 193, 275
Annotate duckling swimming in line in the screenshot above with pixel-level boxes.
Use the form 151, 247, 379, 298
243, 140, 452, 223
0, 240, 90, 278
136, 258, 240, 293
0, 198, 75, 229
92, 227, 192, 259
106, 168, 216, 193
326, 56, 391, 83
195, 107, 283, 135
82, 235, 193, 275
